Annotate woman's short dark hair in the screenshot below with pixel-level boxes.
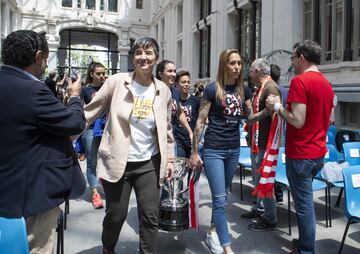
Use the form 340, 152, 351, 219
155, 60, 175, 80
1, 30, 49, 68
132, 37, 160, 60
175, 69, 190, 83
293, 40, 321, 65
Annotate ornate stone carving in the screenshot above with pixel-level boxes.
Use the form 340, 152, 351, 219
78, 12, 104, 26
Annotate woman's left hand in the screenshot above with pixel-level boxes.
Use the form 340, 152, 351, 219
166, 162, 175, 180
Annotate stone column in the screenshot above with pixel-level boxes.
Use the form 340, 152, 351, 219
118, 37, 130, 72
46, 19, 60, 71
119, 46, 130, 71
46, 33, 60, 71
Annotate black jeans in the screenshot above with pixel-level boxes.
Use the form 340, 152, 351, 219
101, 154, 161, 254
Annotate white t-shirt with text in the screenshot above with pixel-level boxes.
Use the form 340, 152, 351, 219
127, 80, 159, 162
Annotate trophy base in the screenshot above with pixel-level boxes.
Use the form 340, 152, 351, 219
159, 204, 189, 232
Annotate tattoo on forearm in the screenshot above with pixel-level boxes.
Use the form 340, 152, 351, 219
192, 99, 211, 154
246, 103, 268, 124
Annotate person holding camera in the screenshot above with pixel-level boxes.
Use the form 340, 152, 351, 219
0, 30, 86, 254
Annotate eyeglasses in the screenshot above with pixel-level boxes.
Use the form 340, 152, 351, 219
95, 72, 106, 76
290, 54, 300, 61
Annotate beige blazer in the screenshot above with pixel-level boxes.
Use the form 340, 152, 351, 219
84, 72, 174, 185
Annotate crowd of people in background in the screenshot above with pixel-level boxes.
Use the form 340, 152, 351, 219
0, 29, 334, 254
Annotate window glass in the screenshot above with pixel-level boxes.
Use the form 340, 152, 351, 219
304, 0, 312, 40
324, 0, 333, 61
136, 0, 143, 9
62, 0, 72, 8
200, 28, 210, 78
109, 0, 118, 12
86, 0, 95, 10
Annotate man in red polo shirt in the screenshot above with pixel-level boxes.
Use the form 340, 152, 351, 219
267, 40, 334, 254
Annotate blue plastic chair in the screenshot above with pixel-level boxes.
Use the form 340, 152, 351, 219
338, 165, 360, 254
328, 124, 337, 138
239, 129, 248, 147
327, 132, 336, 147
335, 142, 360, 208
275, 147, 292, 235
316, 144, 342, 224
239, 146, 252, 200
0, 217, 29, 254
324, 144, 339, 163
343, 142, 360, 166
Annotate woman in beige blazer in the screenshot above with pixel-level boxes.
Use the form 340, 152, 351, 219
83, 37, 175, 254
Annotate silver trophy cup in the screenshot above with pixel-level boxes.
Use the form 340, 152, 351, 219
159, 157, 189, 231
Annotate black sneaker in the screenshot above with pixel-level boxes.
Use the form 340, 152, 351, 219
251, 200, 264, 210
241, 210, 263, 219
248, 218, 277, 231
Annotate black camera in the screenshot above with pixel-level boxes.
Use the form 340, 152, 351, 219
57, 69, 65, 80
70, 70, 79, 83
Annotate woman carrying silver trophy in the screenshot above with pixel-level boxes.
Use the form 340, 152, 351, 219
83, 37, 175, 254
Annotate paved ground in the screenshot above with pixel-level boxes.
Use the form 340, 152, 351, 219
63, 160, 360, 254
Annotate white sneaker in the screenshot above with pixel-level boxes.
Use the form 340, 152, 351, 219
205, 231, 223, 254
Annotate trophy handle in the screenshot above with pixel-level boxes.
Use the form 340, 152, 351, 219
178, 187, 189, 195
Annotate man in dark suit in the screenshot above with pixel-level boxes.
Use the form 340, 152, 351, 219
0, 30, 86, 253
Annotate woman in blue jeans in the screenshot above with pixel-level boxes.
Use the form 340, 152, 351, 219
190, 49, 269, 254
80, 61, 106, 209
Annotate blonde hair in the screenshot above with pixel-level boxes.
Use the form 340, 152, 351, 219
215, 49, 244, 102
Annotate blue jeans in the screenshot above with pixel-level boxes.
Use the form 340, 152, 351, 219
251, 150, 277, 223
286, 157, 324, 254
203, 147, 240, 247
82, 128, 101, 189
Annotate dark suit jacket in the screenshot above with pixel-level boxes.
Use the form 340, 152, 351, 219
0, 65, 86, 218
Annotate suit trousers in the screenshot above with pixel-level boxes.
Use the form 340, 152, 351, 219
101, 154, 161, 254
26, 206, 60, 254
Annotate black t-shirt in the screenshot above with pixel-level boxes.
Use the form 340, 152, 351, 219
203, 82, 251, 149
173, 95, 201, 148
170, 86, 181, 125
81, 85, 105, 128
81, 85, 101, 105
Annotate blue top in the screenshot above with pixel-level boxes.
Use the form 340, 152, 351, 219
203, 82, 251, 149
173, 95, 201, 148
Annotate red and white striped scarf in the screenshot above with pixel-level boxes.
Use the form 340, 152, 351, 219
251, 76, 272, 154
252, 114, 283, 198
